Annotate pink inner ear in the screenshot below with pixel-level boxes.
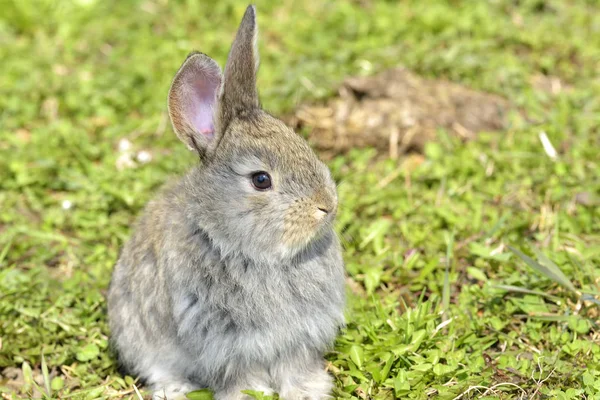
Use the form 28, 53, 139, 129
186, 76, 220, 138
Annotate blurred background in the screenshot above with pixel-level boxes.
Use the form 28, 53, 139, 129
1, 0, 599, 399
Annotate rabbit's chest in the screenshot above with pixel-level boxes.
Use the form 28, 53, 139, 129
220, 264, 335, 326
174, 253, 344, 363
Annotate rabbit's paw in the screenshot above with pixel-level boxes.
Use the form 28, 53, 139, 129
279, 367, 333, 400
151, 381, 198, 400
279, 389, 332, 400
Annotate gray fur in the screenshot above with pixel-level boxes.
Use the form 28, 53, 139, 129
107, 5, 346, 400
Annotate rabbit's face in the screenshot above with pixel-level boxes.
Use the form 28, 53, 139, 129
200, 112, 338, 262
167, 7, 339, 263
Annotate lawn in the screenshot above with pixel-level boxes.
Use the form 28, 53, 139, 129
1, 0, 599, 399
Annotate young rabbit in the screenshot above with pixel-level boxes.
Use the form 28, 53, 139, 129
107, 5, 346, 400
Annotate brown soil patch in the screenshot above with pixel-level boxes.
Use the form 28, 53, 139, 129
288, 67, 516, 159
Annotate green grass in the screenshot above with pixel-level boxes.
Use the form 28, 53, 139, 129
1, 0, 599, 399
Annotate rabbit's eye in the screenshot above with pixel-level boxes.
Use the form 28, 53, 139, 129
251, 171, 272, 190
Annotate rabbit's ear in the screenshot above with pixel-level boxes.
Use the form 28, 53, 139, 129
220, 5, 260, 123
168, 52, 223, 156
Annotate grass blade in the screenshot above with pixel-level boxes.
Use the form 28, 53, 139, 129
0, 238, 12, 265
492, 284, 562, 302
442, 232, 454, 317
41, 353, 51, 397
22, 362, 34, 393
508, 245, 577, 294
530, 247, 578, 293
527, 315, 572, 322
581, 294, 600, 307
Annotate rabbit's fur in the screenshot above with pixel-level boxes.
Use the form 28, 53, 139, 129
107, 5, 346, 400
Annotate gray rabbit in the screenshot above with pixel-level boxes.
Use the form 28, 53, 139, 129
107, 5, 346, 400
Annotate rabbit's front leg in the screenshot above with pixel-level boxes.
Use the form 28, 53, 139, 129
213, 370, 275, 400
151, 381, 199, 400
277, 362, 333, 400
214, 386, 275, 400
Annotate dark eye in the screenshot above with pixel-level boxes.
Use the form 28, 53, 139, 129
251, 171, 272, 190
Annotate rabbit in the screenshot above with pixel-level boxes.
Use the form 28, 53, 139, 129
106, 5, 346, 400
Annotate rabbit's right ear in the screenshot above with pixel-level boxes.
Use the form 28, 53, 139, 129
168, 52, 223, 157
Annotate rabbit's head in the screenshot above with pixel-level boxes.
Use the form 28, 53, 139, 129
167, 6, 338, 263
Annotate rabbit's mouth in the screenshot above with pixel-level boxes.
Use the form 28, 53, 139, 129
278, 221, 335, 262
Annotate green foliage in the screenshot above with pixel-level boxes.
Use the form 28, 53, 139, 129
1, 0, 599, 399
186, 389, 216, 400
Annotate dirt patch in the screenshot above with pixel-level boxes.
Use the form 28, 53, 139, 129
1, 366, 47, 398
288, 67, 516, 159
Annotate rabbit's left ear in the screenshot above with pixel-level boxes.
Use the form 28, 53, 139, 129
168, 52, 223, 156
220, 5, 260, 124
